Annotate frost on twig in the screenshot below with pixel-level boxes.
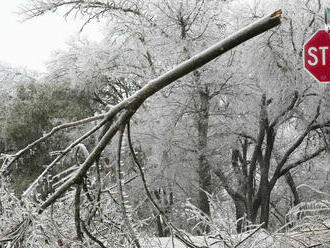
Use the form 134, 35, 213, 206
0, 114, 104, 176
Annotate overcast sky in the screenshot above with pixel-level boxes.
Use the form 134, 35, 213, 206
0, 0, 103, 72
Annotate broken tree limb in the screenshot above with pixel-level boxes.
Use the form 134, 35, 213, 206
38, 109, 134, 212
106, 10, 282, 111
37, 10, 282, 213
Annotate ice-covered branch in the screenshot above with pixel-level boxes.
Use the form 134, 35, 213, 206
1, 114, 104, 174
34, 9, 282, 215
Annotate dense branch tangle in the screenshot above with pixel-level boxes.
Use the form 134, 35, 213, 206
214, 91, 329, 231
20, 0, 143, 20
1, 10, 282, 247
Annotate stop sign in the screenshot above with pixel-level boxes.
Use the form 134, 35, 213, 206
304, 30, 330, 83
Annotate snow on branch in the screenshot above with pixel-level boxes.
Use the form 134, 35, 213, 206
23, 9, 282, 215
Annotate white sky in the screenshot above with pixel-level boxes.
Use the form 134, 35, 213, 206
0, 0, 103, 72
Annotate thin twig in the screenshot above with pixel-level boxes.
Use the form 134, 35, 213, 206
81, 221, 108, 248
38, 110, 133, 213
1, 114, 104, 173
270, 91, 299, 128
21, 114, 109, 198
233, 224, 263, 248
126, 121, 201, 248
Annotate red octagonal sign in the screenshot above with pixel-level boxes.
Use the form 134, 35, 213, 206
304, 30, 330, 83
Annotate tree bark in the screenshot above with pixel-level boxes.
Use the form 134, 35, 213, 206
197, 88, 211, 223
324, 85, 330, 180
247, 94, 267, 221
259, 179, 270, 228
259, 122, 275, 228
234, 198, 246, 233
285, 172, 300, 206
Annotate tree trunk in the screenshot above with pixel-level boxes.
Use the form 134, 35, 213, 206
285, 172, 300, 206
259, 179, 270, 228
259, 125, 275, 229
197, 87, 211, 232
234, 199, 246, 233
324, 85, 330, 180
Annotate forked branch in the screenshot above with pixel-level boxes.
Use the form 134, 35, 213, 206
29, 9, 282, 216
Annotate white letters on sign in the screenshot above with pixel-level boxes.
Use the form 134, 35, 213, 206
307, 46, 329, 66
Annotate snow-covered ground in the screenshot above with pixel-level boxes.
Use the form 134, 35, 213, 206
138, 228, 330, 248
140, 236, 220, 248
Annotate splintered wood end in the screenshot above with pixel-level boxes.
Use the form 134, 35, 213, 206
270, 9, 282, 18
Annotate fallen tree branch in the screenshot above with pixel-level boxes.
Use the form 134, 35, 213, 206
38, 110, 134, 212
21, 116, 109, 198
35, 9, 282, 215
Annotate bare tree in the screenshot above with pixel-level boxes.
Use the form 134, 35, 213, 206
215, 92, 329, 231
